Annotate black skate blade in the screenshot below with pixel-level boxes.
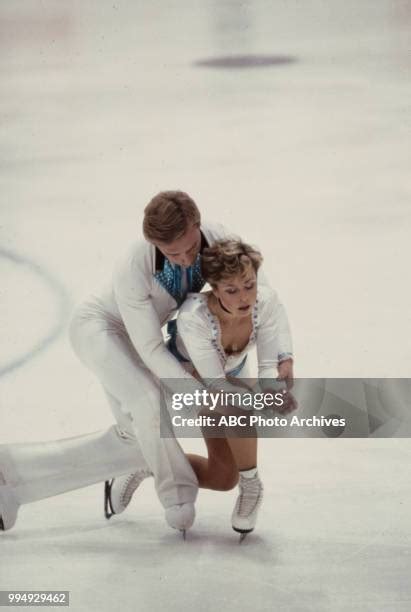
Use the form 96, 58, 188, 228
0, 516, 4, 531
104, 480, 116, 520
232, 527, 253, 534
233, 527, 253, 543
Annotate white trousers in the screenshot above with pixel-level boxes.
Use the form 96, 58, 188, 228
0, 426, 147, 506
0, 312, 198, 527
68, 312, 198, 509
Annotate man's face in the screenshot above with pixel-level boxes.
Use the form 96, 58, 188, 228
155, 223, 202, 268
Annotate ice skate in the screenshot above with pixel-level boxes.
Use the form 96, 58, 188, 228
165, 502, 195, 537
104, 468, 153, 519
231, 474, 264, 541
0, 477, 19, 532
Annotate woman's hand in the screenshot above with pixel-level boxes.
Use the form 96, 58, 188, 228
277, 358, 294, 390
259, 369, 297, 415
276, 390, 298, 415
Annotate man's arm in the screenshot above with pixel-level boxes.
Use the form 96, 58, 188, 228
113, 250, 194, 381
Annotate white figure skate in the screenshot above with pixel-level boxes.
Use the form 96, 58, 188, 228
165, 502, 195, 539
104, 469, 153, 519
232, 474, 264, 542
105, 480, 195, 539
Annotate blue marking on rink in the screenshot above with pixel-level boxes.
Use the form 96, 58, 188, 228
0, 248, 71, 378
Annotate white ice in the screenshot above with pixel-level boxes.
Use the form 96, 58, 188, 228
0, 1, 410, 611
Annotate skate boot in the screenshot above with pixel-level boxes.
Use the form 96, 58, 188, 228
104, 469, 153, 519
165, 502, 195, 538
0, 476, 19, 532
231, 473, 264, 541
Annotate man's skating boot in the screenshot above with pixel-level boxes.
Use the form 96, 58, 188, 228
104, 469, 153, 519
165, 502, 195, 538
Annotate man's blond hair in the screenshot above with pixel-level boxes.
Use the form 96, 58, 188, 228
143, 191, 201, 244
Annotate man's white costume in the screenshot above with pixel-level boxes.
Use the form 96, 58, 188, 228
0, 222, 293, 530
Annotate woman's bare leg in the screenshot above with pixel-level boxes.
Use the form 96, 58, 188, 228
186, 436, 239, 491
215, 401, 258, 472
186, 422, 257, 489
225, 436, 257, 471
185, 369, 257, 490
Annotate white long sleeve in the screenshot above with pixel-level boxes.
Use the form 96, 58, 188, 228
177, 309, 226, 380
113, 249, 194, 382
256, 287, 292, 378
257, 267, 293, 361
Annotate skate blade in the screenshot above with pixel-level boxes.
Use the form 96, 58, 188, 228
104, 480, 115, 520
233, 527, 253, 543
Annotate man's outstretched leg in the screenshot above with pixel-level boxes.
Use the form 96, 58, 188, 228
0, 425, 149, 531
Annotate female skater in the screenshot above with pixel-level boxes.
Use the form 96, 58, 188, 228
169, 238, 295, 537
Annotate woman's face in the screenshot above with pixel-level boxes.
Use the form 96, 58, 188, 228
212, 267, 257, 317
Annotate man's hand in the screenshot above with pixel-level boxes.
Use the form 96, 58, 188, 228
277, 358, 294, 391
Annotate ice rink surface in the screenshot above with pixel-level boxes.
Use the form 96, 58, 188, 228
1, 1, 410, 610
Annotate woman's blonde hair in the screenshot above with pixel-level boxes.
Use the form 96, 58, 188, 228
143, 191, 201, 243
201, 239, 263, 286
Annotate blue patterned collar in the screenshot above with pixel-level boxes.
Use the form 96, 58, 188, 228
153, 230, 208, 306
154, 253, 205, 306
